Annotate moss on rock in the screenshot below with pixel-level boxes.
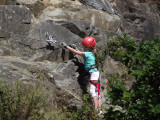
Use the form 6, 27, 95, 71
26, 1, 45, 18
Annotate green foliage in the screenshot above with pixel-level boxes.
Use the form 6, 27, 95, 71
97, 51, 107, 69
103, 107, 125, 120
0, 80, 102, 120
0, 80, 67, 120
67, 94, 100, 120
107, 75, 126, 106
104, 34, 160, 120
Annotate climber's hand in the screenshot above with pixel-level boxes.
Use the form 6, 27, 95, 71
60, 42, 67, 49
69, 44, 77, 50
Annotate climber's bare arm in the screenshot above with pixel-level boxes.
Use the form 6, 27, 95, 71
66, 46, 85, 57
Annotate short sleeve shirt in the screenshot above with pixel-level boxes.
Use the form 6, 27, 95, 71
84, 52, 98, 73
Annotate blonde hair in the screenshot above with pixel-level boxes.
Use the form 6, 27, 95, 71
92, 48, 97, 56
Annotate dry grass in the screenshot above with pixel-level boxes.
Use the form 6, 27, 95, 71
0, 0, 10, 5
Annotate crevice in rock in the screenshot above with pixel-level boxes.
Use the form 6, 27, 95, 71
72, 59, 89, 94
61, 22, 86, 38
61, 49, 65, 61
18, 42, 59, 51
18, 42, 34, 50
123, 13, 146, 23
158, 3, 160, 15
45, 44, 58, 51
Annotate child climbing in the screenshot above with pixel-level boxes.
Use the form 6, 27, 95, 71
60, 37, 102, 115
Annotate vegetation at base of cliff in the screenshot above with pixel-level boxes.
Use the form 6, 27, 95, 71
103, 34, 160, 120
0, 79, 100, 120
68, 94, 101, 120
0, 80, 67, 120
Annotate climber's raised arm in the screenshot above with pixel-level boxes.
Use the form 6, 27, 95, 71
60, 42, 85, 57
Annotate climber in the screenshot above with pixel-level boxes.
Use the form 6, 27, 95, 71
60, 37, 102, 115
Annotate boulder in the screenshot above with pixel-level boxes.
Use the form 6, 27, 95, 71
103, 56, 127, 77
0, 56, 83, 109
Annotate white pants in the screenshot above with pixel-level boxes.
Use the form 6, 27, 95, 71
89, 71, 100, 98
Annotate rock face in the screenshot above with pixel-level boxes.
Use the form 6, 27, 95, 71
79, 0, 119, 15
0, 0, 159, 110
114, 0, 160, 40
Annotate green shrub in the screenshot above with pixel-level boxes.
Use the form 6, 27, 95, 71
107, 75, 126, 106
0, 79, 102, 120
0, 80, 67, 120
104, 35, 160, 120
67, 94, 101, 120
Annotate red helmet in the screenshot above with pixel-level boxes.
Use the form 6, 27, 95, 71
82, 36, 96, 47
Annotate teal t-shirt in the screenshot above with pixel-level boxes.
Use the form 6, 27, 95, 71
84, 52, 98, 73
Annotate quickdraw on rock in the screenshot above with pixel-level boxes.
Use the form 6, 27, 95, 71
45, 32, 58, 44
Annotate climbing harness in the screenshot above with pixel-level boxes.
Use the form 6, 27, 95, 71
88, 65, 103, 99
89, 71, 101, 99
90, 80, 101, 99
